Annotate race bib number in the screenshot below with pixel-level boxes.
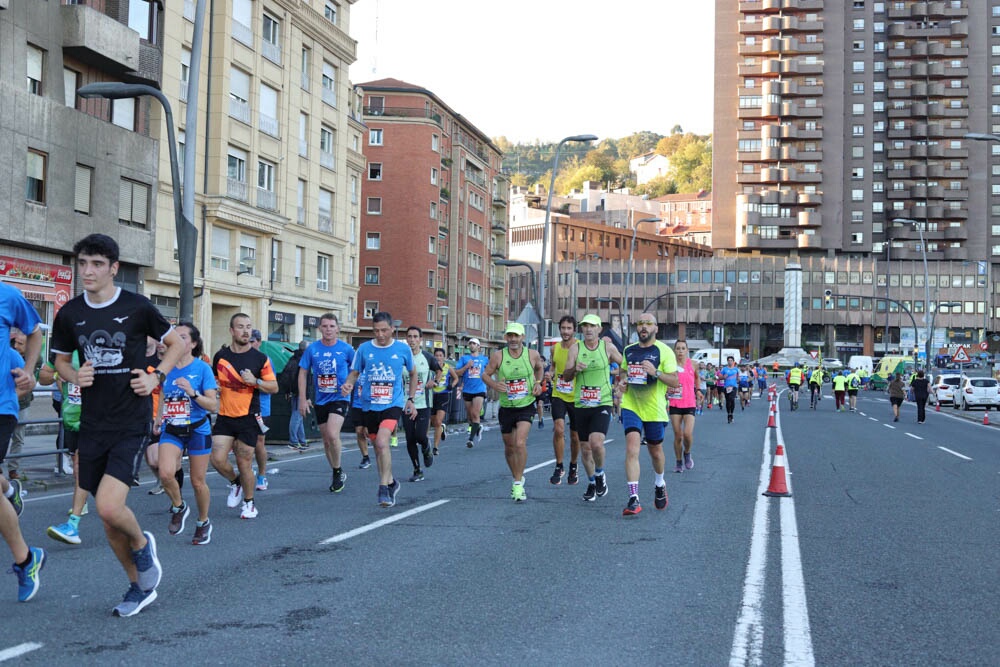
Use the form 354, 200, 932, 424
505, 378, 528, 401
666, 386, 683, 400
416, 379, 425, 393
165, 397, 191, 424
66, 383, 82, 405
467, 365, 482, 379
556, 378, 574, 394
369, 382, 392, 406
627, 363, 648, 385
317, 374, 338, 393
580, 385, 602, 407
726, 386, 735, 394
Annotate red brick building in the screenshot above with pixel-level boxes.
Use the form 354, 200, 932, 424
356, 79, 508, 350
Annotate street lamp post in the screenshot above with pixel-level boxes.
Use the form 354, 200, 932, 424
623, 216, 661, 341
596, 297, 625, 345
78, 82, 197, 323
892, 217, 932, 366
437, 305, 449, 353
539, 134, 597, 336
493, 258, 542, 353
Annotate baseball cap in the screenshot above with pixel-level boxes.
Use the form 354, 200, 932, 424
468, 338, 481, 346
250, 329, 262, 342
504, 322, 525, 336
579, 314, 602, 327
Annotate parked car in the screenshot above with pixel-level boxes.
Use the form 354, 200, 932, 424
932, 373, 964, 406
957, 376, 1000, 411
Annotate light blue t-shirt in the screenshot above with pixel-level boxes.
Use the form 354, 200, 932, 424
300, 339, 355, 405
457, 353, 489, 395
161, 358, 218, 435
721, 366, 740, 389
351, 340, 413, 411
0, 282, 41, 418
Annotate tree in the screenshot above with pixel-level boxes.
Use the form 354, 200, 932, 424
617, 131, 664, 160
633, 175, 677, 198
668, 138, 712, 193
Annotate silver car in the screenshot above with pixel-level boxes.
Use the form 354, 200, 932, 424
957, 377, 1000, 411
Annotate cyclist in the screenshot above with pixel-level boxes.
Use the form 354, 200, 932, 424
808, 365, 824, 409
787, 362, 804, 411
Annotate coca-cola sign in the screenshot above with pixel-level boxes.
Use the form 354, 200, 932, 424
0, 256, 73, 285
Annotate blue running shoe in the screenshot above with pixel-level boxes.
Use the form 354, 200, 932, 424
47, 521, 81, 545
7, 479, 23, 517
112, 582, 157, 617
11, 547, 45, 602
133, 531, 162, 592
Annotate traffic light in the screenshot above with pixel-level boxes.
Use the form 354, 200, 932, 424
824, 289, 833, 307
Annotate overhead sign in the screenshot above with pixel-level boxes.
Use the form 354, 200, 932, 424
953, 345, 971, 363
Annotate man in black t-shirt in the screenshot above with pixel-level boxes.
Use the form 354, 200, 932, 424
51, 234, 184, 617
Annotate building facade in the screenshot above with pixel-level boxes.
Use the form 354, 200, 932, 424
0, 0, 163, 328
149, 0, 363, 350
713, 0, 996, 347
356, 78, 508, 350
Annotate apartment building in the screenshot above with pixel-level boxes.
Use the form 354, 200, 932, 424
714, 0, 997, 350
356, 78, 508, 350
148, 0, 363, 349
0, 0, 162, 326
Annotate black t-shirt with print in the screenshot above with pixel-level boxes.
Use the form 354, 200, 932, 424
51, 288, 172, 431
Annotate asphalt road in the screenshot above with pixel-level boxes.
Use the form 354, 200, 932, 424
2, 391, 998, 666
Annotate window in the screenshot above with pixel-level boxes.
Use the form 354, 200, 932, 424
428, 236, 436, 253
297, 179, 306, 224
369, 128, 383, 145
430, 201, 438, 219
299, 113, 308, 156
853, 40, 865, 51
262, 13, 281, 63
363, 301, 378, 319
259, 84, 278, 136
431, 167, 438, 185
271, 239, 281, 283
324, 2, 337, 25
321, 61, 337, 107
118, 179, 149, 227
320, 125, 335, 169
227, 147, 247, 182
112, 98, 136, 130
257, 159, 276, 210
852, 167, 865, 179
300, 47, 310, 90
74, 164, 92, 214
851, 233, 864, 244
853, 82, 865, 94
25, 150, 46, 204
294, 246, 304, 286
318, 189, 332, 232
852, 103, 865, 115
229, 67, 251, 123
368, 163, 382, 180
63, 68, 78, 108
317, 254, 330, 291
852, 61, 865, 73
128, 0, 154, 41
366, 232, 381, 250
239, 233, 257, 275
853, 18, 865, 29
211, 227, 231, 270
367, 197, 382, 214
427, 305, 435, 323
428, 271, 435, 288
365, 267, 380, 285
852, 124, 864, 136
852, 189, 864, 202
432, 134, 440, 152
232, 0, 252, 45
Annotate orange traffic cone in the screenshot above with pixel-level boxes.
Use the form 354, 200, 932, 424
763, 444, 791, 497
935, 401, 940, 412
984, 410, 990, 426
767, 402, 777, 428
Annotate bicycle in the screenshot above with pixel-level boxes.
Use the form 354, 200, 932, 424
787, 385, 800, 411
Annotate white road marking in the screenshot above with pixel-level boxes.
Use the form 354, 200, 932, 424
524, 459, 556, 474
938, 446, 972, 461
883, 424, 896, 429
780, 492, 815, 666
0, 643, 43, 662
905, 433, 923, 440
869, 417, 879, 422
319, 499, 450, 545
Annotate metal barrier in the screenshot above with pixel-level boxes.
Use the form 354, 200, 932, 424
6, 417, 71, 477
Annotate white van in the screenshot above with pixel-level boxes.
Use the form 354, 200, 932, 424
691, 348, 742, 367
847, 355, 874, 375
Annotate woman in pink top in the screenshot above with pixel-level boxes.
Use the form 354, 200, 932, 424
668, 341, 701, 473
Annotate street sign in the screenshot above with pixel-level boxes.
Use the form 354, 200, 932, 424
953, 345, 971, 363
809, 350, 818, 359
980, 341, 989, 352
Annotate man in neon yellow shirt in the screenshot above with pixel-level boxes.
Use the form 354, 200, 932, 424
549, 315, 581, 485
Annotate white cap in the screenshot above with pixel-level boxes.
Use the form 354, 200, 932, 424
468, 338, 481, 346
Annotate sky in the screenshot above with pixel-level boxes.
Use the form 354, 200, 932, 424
348, 0, 715, 144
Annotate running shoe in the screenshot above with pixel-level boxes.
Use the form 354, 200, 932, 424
192, 520, 212, 546
595, 472, 609, 497
168, 503, 189, 536
582, 483, 597, 502
408, 470, 425, 483
422, 445, 433, 468
11, 546, 45, 602
329, 470, 347, 493
148, 482, 164, 496
684, 453, 694, 470
377, 485, 390, 507
466, 437, 474, 448
133, 531, 162, 593
240, 499, 258, 519
7, 479, 23, 517
622, 495, 642, 516
674, 461, 683, 473
567, 464, 579, 486
255, 475, 268, 491
549, 465, 564, 485
441, 430, 446, 442
386, 479, 400, 507
433, 447, 439, 456
390, 435, 398, 448
47, 520, 81, 545
728, 415, 734, 423
359, 456, 371, 470
537, 419, 543, 430
299, 441, 311, 450
112, 582, 157, 617
226, 481, 243, 508
654, 484, 668, 510
511, 482, 526, 502
288, 442, 302, 451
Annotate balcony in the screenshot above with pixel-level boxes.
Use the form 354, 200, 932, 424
184, 0, 195, 20
322, 87, 336, 108
256, 188, 276, 211
179, 81, 188, 103
437, 251, 449, 267
318, 214, 332, 233
61, 4, 139, 74
297, 207, 305, 225
298, 140, 308, 157
363, 106, 442, 126
437, 289, 448, 300
300, 72, 310, 91
797, 234, 823, 249
232, 19, 253, 48
227, 178, 248, 202
490, 304, 504, 316
259, 112, 279, 138
320, 151, 335, 171
229, 98, 250, 124
490, 276, 505, 289
262, 40, 281, 65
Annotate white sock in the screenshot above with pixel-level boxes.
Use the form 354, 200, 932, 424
3, 487, 12, 498
654, 472, 665, 487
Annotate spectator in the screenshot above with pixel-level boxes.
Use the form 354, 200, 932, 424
5, 328, 32, 480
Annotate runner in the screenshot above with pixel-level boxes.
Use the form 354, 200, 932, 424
696, 362, 708, 415
210, 313, 277, 521
787, 362, 804, 411
534, 366, 551, 429
846, 367, 861, 412
249, 330, 272, 491
155, 323, 218, 545
563, 314, 623, 503
714, 365, 726, 410
756, 363, 768, 397
341, 312, 416, 508
832, 369, 848, 412
1, 281, 45, 601
738, 364, 752, 409
51, 233, 183, 616
430, 347, 453, 456
669, 340, 701, 474
298, 314, 354, 493
482, 323, 544, 501
617, 314, 679, 515
349, 375, 371, 469
549, 315, 582, 485
401, 327, 440, 482
453, 338, 489, 448
720, 356, 740, 423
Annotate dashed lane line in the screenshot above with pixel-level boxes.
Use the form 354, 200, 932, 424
319, 499, 451, 545
0, 643, 43, 662
938, 446, 972, 461
905, 433, 923, 440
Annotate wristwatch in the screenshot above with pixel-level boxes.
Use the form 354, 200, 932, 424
153, 369, 166, 384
